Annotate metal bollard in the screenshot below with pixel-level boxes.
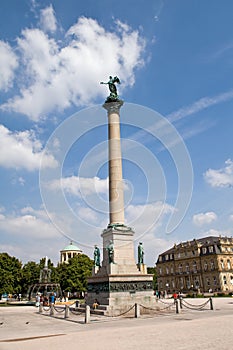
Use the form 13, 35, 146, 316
64, 305, 69, 318
50, 304, 54, 316
179, 297, 183, 309
85, 305, 90, 324
135, 303, 140, 318
209, 297, 213, 310
175, 299, 179, 314
38, 303, 43, 313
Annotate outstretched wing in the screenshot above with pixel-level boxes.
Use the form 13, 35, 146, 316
113, 76, 121, 84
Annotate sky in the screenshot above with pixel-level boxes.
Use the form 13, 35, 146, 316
0, 0, 233, 266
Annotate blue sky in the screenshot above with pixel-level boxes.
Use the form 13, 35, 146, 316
0, 0, 233, 266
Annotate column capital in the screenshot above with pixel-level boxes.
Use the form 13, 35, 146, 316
103, 100, 124, 115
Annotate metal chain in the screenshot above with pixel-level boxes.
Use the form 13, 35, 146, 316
103, 304, 135, 317
54, 306, 65, 313
139, 303, 174, 312
182, 298, 210, 310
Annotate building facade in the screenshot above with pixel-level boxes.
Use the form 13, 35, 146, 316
156, 236, 233, 294
60, 241, 82, 263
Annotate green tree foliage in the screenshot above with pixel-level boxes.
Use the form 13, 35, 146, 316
57, 254, 93, 293
0, 253, 22, 294
0, 252, 94, 297
147, 266, 157, 290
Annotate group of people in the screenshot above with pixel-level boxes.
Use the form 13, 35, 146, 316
154, 290, 183, 300
35, 293, 56, 307
4, 293, 22, 301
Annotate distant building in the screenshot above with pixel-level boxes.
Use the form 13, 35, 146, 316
156, 236, 233, 294
60, 241, 83, 263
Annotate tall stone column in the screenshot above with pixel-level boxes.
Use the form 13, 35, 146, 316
103, 101, 124, 226
86, 98, 154, 314
101, 101, 137, 274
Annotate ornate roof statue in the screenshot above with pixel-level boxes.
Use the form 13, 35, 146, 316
100, 76, 121, 102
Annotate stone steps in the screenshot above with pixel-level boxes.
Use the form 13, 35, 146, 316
75, 304, 108, 316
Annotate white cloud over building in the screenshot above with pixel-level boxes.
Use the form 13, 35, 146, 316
204, 159, 233, 188
192, 211, 217, 226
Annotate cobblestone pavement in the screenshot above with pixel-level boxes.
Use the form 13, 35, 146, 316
0, 298, 233, 350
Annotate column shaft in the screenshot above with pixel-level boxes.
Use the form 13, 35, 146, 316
103, 101, 124, 225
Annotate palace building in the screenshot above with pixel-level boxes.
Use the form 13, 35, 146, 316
156, 236, 233, 294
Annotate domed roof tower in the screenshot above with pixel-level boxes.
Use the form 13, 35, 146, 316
60, 241, 82, 263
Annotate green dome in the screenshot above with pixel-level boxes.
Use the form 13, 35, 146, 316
61, 241, 82, 252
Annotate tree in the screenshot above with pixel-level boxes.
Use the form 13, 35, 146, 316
57, 254, 93, 293
0, 253, 22, 295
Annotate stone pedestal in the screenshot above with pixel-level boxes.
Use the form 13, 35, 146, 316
87, 226, 155, 315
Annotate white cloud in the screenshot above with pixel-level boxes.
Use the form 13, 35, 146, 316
78, 207, 98, 223
1, 15, 145, 121
204, 159, 233, 188
167, 90, 233, 122
192, 211, 217, 226
126, 201, 174, 235
142, 235, 176, 265
49, 175, 109, 197
0, 41, 18, 91
197, 228, 231, 238
0, 207, 60, 239
0, 124, 58, 170
229, 215, 233, 222
40, 5, 57, 33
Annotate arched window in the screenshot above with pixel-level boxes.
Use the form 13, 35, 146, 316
166, 267, 169, 274
220, 259, 224, 269
227, 259, 231, 269
179, 264, 183, 274
223, 275, 227, 285
210, 260, 215, 270
186, 263, 190, 272
204, 261, 208, 271
194, 276, 199, 288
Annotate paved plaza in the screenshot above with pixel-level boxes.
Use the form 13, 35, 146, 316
0, 298, 233, 350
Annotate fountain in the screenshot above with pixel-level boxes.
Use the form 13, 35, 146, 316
28, 256, 62, 300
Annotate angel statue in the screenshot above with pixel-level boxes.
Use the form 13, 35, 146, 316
100, 76, 121, 102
